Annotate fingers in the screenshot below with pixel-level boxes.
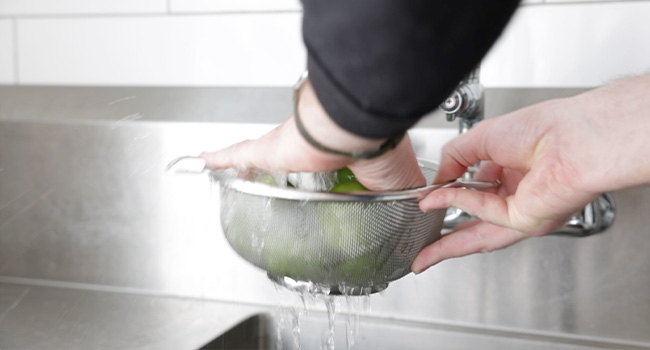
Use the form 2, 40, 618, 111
434, 122, 492, 183
419, 187, 514, 229
351, 135, 426, 191
411, 221, 528, 274
474, 161, 503, 183
199, 139, 259, 170
434, 108, 547, 184
199, 123, 286, 170
200, 122, 427, 192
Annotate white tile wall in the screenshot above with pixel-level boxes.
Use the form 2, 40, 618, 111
0, 19, 14, 84
0, 0, 166, 16
482, 2, 650, 87
3, 1, 650, 87
17, 13, 306, 86
169, 0, 301, 13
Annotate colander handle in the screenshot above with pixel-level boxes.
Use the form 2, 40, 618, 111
439, 180, 501, 190
165, 156, 207, 174
414, 179, 501, 199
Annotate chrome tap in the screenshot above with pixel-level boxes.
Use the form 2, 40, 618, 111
440, 67, 483, 228
441, 67, 484, 137
441, 67, 484, 183
439, 67, 616, 236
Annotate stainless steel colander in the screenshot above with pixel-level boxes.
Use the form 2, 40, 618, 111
168, 157, 497, 293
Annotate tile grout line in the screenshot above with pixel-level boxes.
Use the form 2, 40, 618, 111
12, 17, 18, 85
0, 0, 646, 19
0, 10, 302, 20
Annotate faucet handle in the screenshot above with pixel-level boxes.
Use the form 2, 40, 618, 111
440, 66, 484, 130
442, 91, 464, 122
444, 193, 617, 237
551, 193, 616, 237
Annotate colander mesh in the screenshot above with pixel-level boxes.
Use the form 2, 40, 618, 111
219, 164, 446, 287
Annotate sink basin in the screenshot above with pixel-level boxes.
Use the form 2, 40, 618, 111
1, 86, 650, 348
199, 311, 631, 350
199, 315, 275, 350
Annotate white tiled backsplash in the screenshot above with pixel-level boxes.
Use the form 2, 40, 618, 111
169, 0, 301, 13
0, 19, 13, 84
17, 14, 304, 86
0, 0, 166, 15
482, 1, 650, 87
0, 0, 648, 87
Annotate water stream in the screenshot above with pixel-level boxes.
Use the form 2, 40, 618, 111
216, 168, 376, 349
274, 280, 373, 350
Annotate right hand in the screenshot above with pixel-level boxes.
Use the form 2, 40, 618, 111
200, 79, 425, 192
412, 73, 650, 273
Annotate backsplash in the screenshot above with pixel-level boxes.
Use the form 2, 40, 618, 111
482, 1, 650, 87
0, 0, 648, 87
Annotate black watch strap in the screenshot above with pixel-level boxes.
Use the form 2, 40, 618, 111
293, 71, 405, 160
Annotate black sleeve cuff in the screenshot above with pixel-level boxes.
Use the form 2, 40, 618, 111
302, 0, 521, 140
307, 57, 418, 140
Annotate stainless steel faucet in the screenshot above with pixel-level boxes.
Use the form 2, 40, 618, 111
439, 67, 483, 228
439, 67, 616, 236
441, 67, 484, 137
440, 67, 484, 186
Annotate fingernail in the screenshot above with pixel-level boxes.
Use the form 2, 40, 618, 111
412, 267, 427, 275
411, 264, 432, 275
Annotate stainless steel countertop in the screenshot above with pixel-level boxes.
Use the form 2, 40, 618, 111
2, 280, 631, 350
1, 86, 649, 349
0, 85, 587, 126
0, 282, 265, 350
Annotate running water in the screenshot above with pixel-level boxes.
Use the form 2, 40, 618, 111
217, 167, 377, 349
342, 287, 372, 349
344, 294, 356, 350
275, 305, 304, 350
322, 296, 338, 350
273, 278, 373, 350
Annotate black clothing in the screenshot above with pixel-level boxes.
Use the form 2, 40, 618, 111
302, 0, 521, 139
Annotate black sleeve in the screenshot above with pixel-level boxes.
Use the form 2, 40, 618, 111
302, 0, 520, 139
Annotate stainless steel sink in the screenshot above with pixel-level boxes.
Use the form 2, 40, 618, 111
1, 86, 649, 350
200, 311, 645, 350
200, 315, 276, 350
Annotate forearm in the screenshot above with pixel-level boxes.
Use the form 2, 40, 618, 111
567, 73, 650, 193
302, 0, 521, 139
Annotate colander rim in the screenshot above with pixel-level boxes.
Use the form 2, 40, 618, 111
212, 159, 440, 202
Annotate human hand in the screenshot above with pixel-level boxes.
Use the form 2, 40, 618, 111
412, 73, 650, 273
199, 79, 426, 191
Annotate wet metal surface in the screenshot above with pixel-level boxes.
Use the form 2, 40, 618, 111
4, 282, 641, 350
0, 283, 263, 350
0, 87, 648, 349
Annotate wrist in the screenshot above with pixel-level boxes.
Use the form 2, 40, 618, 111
298, 81, 386, 152
294, 74, 404, 159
